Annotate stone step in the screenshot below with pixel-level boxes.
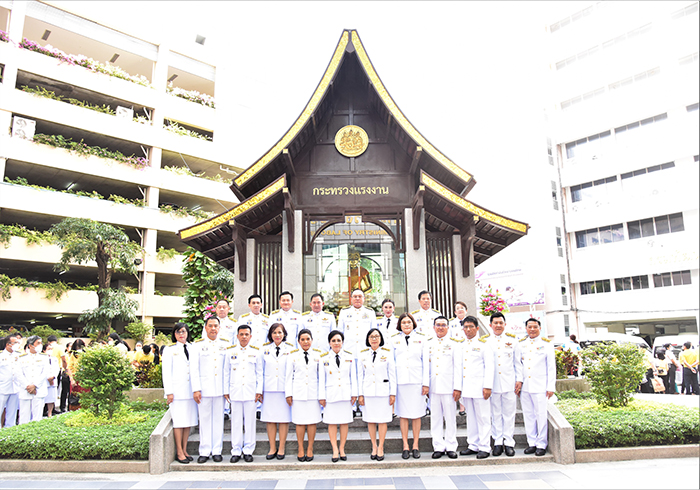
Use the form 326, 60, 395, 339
186, 427, 529, 455
170, 449, 553, 472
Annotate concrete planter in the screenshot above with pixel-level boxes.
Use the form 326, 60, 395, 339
125, 388, 165, 404
576, 444, 700, 463
556, 378, 591, 393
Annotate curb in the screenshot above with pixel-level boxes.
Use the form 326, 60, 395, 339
0, 460, 149, 473
576, 444, 700, 463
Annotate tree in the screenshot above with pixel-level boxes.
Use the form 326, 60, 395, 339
74, 344, 135, 418
50, 218, 143, 340
580, 342, 646, 407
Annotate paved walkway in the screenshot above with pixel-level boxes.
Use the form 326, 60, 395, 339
0, 457, 698, 489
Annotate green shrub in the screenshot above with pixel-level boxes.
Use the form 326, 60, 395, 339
135, 361, 163, 388
124, 320, 153, 343
555, 349, 580, 378
557, 398, 700, 449
28, 324, 63, 344
74, 344, 135, 418
580, 342, 646, 407
0, 406, 165, 460
64, 404, 147, 427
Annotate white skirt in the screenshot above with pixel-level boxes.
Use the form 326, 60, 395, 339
44, 386, 57, 404
291, 399, 322, 425
261, 391, 291, 423
396, 384, 426, 419
322, 400, 353, 425
170, 398, 198, 428
362, 395, 393, 424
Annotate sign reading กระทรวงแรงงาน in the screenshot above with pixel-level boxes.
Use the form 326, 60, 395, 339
295, 175, 410, 209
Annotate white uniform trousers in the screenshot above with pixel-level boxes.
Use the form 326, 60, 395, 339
3, 393, 19, 427
197, 396, 224, 456
230, 400, 256, 456
429, 393, 457, 452
19, 397, 45, 425
490, 391, 517, 447
463, 396, 491, 453
521, 391, 548, 449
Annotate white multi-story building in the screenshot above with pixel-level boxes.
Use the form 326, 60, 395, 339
545, 1, 699, 343
0, 1, 240, 334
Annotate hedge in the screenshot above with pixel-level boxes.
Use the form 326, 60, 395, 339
0, 403, 166, 460
556, 398, 699, 449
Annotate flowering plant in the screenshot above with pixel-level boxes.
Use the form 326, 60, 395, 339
478, 285, 509, 316
167, 83, 216, 109
0, 30, 8, 43
203, 294, 231, 319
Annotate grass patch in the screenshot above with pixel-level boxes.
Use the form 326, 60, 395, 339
0, 402, 166, 460
556, 398, 699, 449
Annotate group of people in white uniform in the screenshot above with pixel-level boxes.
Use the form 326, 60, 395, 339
161, 288, 556, 464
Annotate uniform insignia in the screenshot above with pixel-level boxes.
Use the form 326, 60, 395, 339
478, 337, 487, 343
312, 348, 322, 353
226, 345, 235, 349
416, 331, 425, 336
432, 308, 440, 313
451, 337, 464, 343
320, 352, 329, 358
250, 345, 259, 350
285, 342, 294, 347
343, 350, 353, 355
302, 311, 311, 316
240, 313, 250, 318
19, 353, 27, 357
263, 342, 272, 346
230, 317, 237, 323
505, 342, 513, 348
391, 332, 401, 337
262, 313, 269, 318
543, 337, 551, 342
411, 310, 420, 315
290, 349, 299, 354
270, 309, 280, 315
194, 338, 204, 343
361, 348, 369, 353
167, 342, 176, 346
449, 317, 456, 321
376, 316, 384, 320
519, 337, 527, 342
480, 334, 490, 340
381, 347, 391, 352
293, 309, 301, 314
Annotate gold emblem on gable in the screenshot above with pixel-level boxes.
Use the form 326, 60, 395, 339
335, 125, 369, 158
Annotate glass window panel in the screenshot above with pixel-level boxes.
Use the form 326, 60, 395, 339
669, 213, 684, 232
655, 215, 670, 235
599, 226, 613, 243
647, 165, 661, 173
580, 282, 590, 295
661, 162, 675, 169
576, 231, 586, 248
662, 273, 672, 287
628, 220, 641, 240
681, 271, 691, 284
640, 275, 649, 289
621, 172, 634, 180
611, 224, 625, 242
640, 218, 655, 237
602, 280, 611, 292
580, 182, 594, 201
633, 169, 647, 176
672, 271, 683, 285
653, 274, 663, 287
566, 142, 576, 159
585, 229, 599, 247
571, 185, 582, 202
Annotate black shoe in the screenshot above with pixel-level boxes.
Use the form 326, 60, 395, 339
401, 449, 410, 459
376, 454, 384, 461
425, 408, 431, 416
412, 449, 420, 459
476, 451, 489, 459
197, 456, 209, 464
524, 446, 537, 454
306, 455, 314, 462
230, 455, 240, 463
244, 454, 253, 462
492, 445, 503, 456
224, 413, 230, 421
339, 455, 347, 461
371, 453, 377, 460
277, 453, 285, 460
355, 410, 362, 418
432, 451, 444, 459
176, 457, 189, 464
256, 411, 261, 420
505, 446, 515, 457
266, 453, 277, 460
298, 456, 306, 462
460, 448, 478, 456
535, 448, 547, 457
458, 410, 466, 416
446, 451, 458, 459
212, 455, 223, 463
332, 456, 339, 463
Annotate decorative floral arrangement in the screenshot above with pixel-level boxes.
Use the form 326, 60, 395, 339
167, 83, 216, 109
0, 30, 8, 43
203, 294, 230, 319
478, 285, 509, 316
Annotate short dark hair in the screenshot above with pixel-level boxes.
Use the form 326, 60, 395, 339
171, 322, 190, 342
205, 316, 220, 325
27, 335, 41, 347
525, 318, 541, 327
216, 299, 230, 306
454, 301, 467, 310
71, 339, 86, 351
433, 316, 449, 326
663, 343, 672, 349
108, 332, 121, 342
297, 328, 313, 341
397, 312, 417, 331
657, 352, 665, 360
490, 312, 505, 323
267, 323, 287, 343
248, 294, 262, 303
462, 316, 479, 328
381, 298, 395, 307
684, 341, 692, 349
47, 335, 58, 343
310, 293, 324, 302
365, 328, 384, 347
350, 288, 364, 296
237, 324, 252, 334
279, 291, 294, 301
418, 290, 431, 301
328, 330, 344, 343
142, 344, 152, 355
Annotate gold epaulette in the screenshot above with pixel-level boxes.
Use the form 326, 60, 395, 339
230, 317, 237, 323
381, 347, 391, 352
542, 337, 552, 343
432, 308, 440, 313
361, 348, 369, 353
262, 313, 269, 318
320, 352, 328, 358
19, 353, 28, 358
343, 350, 353, 355
341, 305, 352, 310
270, 309, 280, 315
449, 317, 456, 322
290, 349, 299, 354
285, 342, 294, 347
391, 332, 401, 337
167, 342, 176, 347
263, 342, 272, 346
240, 313, 250, 318
519, 337, 527, 342
480, 334, 491, 340
505, 332, 516, 338
376, 316, 384, 320
194, 338, 204, 343
426, 337, 434, 342
312, 348, 322, 353
323, 311, 334, 316
451, 337, 465, 343
293, 309, 301, 314
302, 311, 311, 316
478, 337, 487, 343
250, 345, 260, 350
411, 310, 420, 315
227, 345, 235, 349
416, 331, 425, 336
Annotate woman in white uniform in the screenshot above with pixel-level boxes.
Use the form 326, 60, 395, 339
162, 323, 198, 464
261, 323, 294, 460
391, 312, 428, 459
285, 328, 322, 462
357, 328, 396, 461
319, 330, 358, 462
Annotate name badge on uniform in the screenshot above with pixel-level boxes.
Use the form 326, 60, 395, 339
324, 362, 329, 366
380, 356, 387, 362
537, 346, 544, 351
472, 347, 481, 352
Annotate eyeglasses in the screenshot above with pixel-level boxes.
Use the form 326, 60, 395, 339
368, 335, 381, 339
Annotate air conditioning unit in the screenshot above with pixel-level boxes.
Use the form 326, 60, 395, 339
116, 106, 134, 119
11, 116, 36, 140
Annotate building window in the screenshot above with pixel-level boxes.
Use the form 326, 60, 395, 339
575, 224, 624, 248
571, 176, 617, 202
679, 52, 699, 66
564, 314, 570, 336
565, 130, 611, 159
615, 275, 649, 291
550, 4, 594, 33
653, 270, 692, 287
687, 103, 699, 112
560, 274, 566, 284
580, 280, 611, 295
602, 23, 653, 49
609, 67, 660, 91
615, 113, 668, 143
672, 2, 699, 20
627, 213, 684, 239
621, 162, 675, 180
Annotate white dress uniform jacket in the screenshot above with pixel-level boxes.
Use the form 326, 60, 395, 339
390, 332, 429, 386
224, 344, 263, 401
235, 313, 269, 348
520, 335, 556, 393
285, 348, 322, 401
17, 352, 50, 400
318, 349, 358, 402
448, 317, 467, 340
261, 341, 294, 393
425, 336, 462, 394
357, 347, 396, 397
190, 338, 228, 397
269, 309, 301, 346
216, 316, 238, 344
375, 315, 398, 337
489, 332, 523, 448
457, 335, 495, 397
337, 306, 376, 357
411, 308, 442, 335
0, 349, 19, 396
300, 310, 336, 351
162, 342, 194, 399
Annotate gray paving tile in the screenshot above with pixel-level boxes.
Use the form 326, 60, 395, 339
247, 482, 278, 490
504, 472, 540, 480
335, 479, 364, 487
532, 471, 574, 486
449, 475, 488, 489
159, 483, 195, 490
219, 483, 249, 489
101, 484, 141, 490
188, 483, 223, 489
305, 481, 335, 490
392, 477, 425, 490
364, 478, 393, 486
476, 473, 511, 482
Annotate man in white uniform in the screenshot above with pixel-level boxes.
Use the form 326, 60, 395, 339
424, 316, 461, 459
375, 299, 398, 336
0, 334, 21, 428
517, 318, 555, 457
411, 290, 441, 335
300, 293, 336, 351
269, 291, 302, 346
457, 316, 494, 459
213, 299, 237, 344
236, 295, 269, 348
191, 317, 228, 463
488, 312, 522, 457
337, 289, 376, 358
224, 325, 263, 463
17, 335, 51, 424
